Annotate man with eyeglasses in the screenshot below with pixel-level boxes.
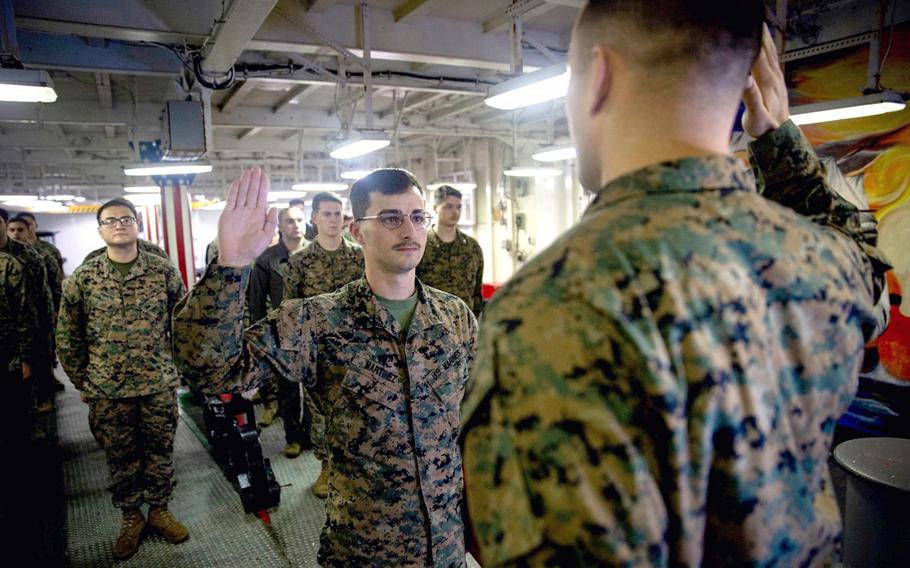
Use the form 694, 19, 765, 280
417, 186, 485, 318
57, 198, 190, 560
281, 192, 364, 488
174, 168, 477, 567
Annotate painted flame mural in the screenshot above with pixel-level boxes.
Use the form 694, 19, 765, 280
787, 22, 910, 380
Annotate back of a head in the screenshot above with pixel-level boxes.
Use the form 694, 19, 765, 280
576, 0, 765, 91
351, 169, 423, 219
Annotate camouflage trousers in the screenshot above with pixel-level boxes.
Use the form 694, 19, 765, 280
302, 390, 326, 462
87, 390, 178, 510
278, 375, 310, 446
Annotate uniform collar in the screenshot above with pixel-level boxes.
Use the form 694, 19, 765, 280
428, 227, 464, 248
343, 277, 443, 340
310, 237, 354, 255
96, 249, 148, 281
585, 155, 755, 217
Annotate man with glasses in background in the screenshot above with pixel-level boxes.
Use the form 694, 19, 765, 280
282, 191, 364, 492
57, 198, 189, 560
174, 168, 477, 567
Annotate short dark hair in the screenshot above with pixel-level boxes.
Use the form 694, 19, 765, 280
351, 169, 423, 219
16, 212, 36, 223
8, 217, 29, 226
576, 0, 764, 85
311, 192, 343, 213
278, 204, 306, 223
288, 198, 306, 208
433, 186, 463, 206
0, 207, 8, 222
97, 198, 138, 224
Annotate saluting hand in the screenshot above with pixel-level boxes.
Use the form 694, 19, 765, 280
217, 167, 279, 267
742, 24, 790, 138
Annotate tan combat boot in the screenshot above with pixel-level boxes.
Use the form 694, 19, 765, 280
147, 505, 189, 544
257, 402, 278, 427
112, 509, 145, 560
311, 463, 329, 499
284, 441, 302, 458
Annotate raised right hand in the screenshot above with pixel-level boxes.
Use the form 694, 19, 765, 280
217, 167, 279, 267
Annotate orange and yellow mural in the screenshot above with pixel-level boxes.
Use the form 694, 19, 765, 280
787, 22, 910, 380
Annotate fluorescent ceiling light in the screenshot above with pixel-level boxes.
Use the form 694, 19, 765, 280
427, 182, 478, 192
124, 194, 161, 206
0, 194, 39, 201
532, 145, 577, 162
340, 169, 373, 180
46, 194, 76, 201
485, 63, 570, 110
791, 91, 906, 125
3, 199, 66, 211
291, 182, 349, 192
268, 191, 306, 200
124, 185, 160, 193
504, 167, 563, 178
0, 69, 58, 103
73, 196, 86, 203
329, 132, 391, 160
123, 162, 213, 176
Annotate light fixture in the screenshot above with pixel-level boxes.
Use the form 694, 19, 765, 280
268, 191, 306, 200
122, 162, 213, 176
532, 145, 577, 162
791, 91, 906, 125
0, 194, 39, 201
0, 69, 58, 103
329, 132, 391, 160
485, 63, 570, 110
123, 185, 161, 193
427, 182, 478, 192
291, 182, 349, 192
124, 194, 161, 206
46, 194, 76, 201
3, 198, 67, 211
340, 169, 373, 180
73, 196, 86, 203
504, 166, 563, 178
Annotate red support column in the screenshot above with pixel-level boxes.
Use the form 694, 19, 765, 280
160, 181, 196, 288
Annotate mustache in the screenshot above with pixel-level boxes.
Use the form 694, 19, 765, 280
393, 241, 420, 250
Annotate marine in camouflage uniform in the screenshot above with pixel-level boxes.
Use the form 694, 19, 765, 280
0, 251, 38, 447
57, 201, 187, 528
283, 232, 364, 470
174, 168, 476, 566
459, 11, 891, 566
417, 228, 484, 318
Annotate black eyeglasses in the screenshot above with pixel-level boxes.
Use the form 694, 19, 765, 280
356, 210, 433, 230
99, 216, 137, 227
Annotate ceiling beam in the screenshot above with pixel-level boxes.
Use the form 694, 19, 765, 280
304, 0, 337, 12
201, 0, 281, 74
427, 98, 487, 122
238, 127, 263, 140
273, 84, 321, 113
484, 0, 572, 34
393, 0, 443, 23
219, 81, 259, 113
94, 73, 117, 138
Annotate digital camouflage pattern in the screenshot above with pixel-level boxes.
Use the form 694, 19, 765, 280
417, 228, 485, 317
83, 238, 170, 265
460, 121, 890, 567
35, 239, 64, 273
174, 272, 476, 567
0, 252, 37, 374
56, 251, 187, 399
282, 238, 364, 302
282, 238, 364, 458
35, 241, 64, 312
87, 390, 178, 509
1, 239, 55, 362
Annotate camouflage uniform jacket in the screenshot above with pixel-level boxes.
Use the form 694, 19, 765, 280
249, 240, 296, 322
83, 239, 170, 265
57, 251, 187, 399
282, 238, 364, 301
173, 273, 477, 567
1, 238, 55, 360
417, 228, 485, 317
35, 241, 64, 312
460, 121, 890, 567
0, 252, 37, 374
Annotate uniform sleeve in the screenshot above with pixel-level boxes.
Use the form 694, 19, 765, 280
44, 254, 64, 314
749, 120, 891, 339
248, 255, 270, 322
172, 263, 315, 394
7, 262, 37, 365
282, 254, 304, 301
56, 276, 87, 389
166, 265, 187, 320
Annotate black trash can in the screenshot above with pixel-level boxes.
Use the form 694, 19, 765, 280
833, 437, 910, 567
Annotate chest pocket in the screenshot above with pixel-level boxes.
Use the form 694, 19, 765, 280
337, 369, 406, 461
424, 347, 467, 432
